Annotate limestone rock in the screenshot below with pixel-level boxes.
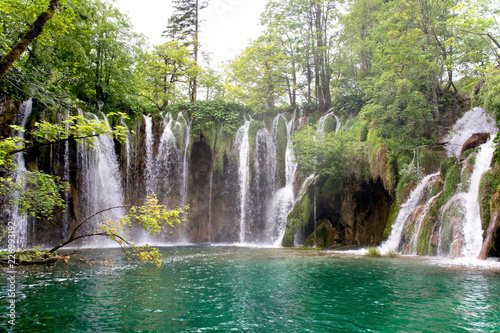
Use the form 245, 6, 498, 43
461, 133, 490, 156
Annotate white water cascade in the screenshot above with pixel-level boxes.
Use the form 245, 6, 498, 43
267, 112, 299, 246
380, 107, 498, 258
79, 113, 125, 245
379, 173, 440, 254
317, 112, 340, 133
461, 139, 495, 257
144, 115, 155, 194
8, 100, 33, 249
179, 113, 191, 207
235, 117, 252, 243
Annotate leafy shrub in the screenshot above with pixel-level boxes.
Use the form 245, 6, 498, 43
366, 246, 382, 257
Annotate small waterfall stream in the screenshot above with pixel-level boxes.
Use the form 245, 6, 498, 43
461, 138, 495, 257
9, 100, 33, 249
235, 117, 252, 243
144, 115, 155, 194
179, 113, 191, 207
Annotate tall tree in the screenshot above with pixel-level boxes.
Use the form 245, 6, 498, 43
163, 0, 209, 103
0, 0, 60, 80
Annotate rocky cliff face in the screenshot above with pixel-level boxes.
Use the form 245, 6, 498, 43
2, 102, 458, 251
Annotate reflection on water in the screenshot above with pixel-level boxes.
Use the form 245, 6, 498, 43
2, 247, 500, 332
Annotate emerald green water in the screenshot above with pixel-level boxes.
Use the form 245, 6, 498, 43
2, 247, 500, 332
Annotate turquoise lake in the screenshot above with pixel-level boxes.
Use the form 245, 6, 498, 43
2, 246, 500, 332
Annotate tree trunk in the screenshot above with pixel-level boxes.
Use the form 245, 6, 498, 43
0, 0, 60, 80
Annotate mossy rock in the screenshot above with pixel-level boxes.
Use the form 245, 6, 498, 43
248, 121, 266, 169
213, 130, 236, 172
440, 157, 458, 180
384, 198, 401, 239
461, 161, 475, 192
323, 116, 338, 133
416, 202, 439, 256
435, 163, 461, 210
479, 168, 500, 234
282, 182, 314, 247
304, 220, 335, 248
420, 148, 447, 175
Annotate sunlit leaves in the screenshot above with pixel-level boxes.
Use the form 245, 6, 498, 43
95, 193, 188, 266
0, 171, 69, 218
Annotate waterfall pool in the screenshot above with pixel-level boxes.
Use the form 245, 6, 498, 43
3, 246, 500, 332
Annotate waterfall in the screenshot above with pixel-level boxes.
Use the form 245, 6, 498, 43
144, 115, 155, 194
120, 117, 131, 186
461, 139, 495, 257
379, 173, 439, 254
234, 117, 252, 243
317, 111, 340, 134
60, 110, 71, 238
79, 113, 125, 246
380, 107, 498, 258
445, 107, 496, 157
7, 99, 33, 249
208, 170, 213, 241
179, 113, 191, 207
267, 112, 299, 246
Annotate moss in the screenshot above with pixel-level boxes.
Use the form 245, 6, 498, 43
440, 157, 458, 180
385, 153, 398, 195
430, 178, 444, 198
213, 130, 235, 172
396, 174, 414, 204
319, 176, 343, 201
416, 203, 438, 255
420, 148, 446, 175
384, 198, 401, 239
479, 168, 500, 233
248, 120, 265, 153
463, 147, 479, 159
359, 122, 369, 142
282, 185, 314, 247
435, 163, 460, 210
323, 116, 337, 133
461, 161, 475, 192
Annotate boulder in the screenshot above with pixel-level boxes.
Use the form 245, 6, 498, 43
461, 133, 490, 156
304, 219, 337, 248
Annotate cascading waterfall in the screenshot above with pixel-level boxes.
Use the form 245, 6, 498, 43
179, 113, 191, 207
379, 173, 440, 254
461, 139, 495, 257
267, 112, 299, 246
380, 107, 498, 258
234, 117, 252, 243
144, 115, 155, 194
317, 111, 341, 134
445, 107, 496, 158
8, 99, 33, 249
79, 113, 125, 245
